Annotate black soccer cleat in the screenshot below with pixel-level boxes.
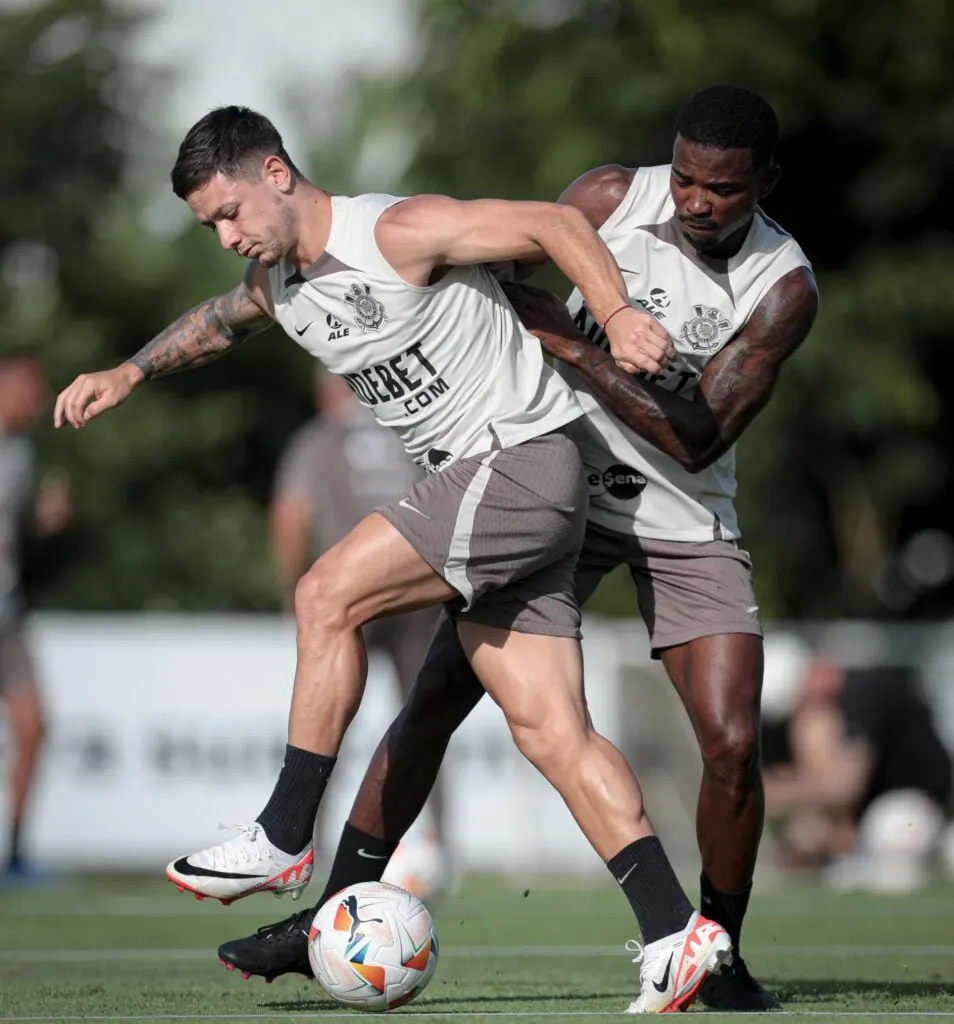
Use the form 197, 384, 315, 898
698, 956, 781, 1011
218, 906, 315, 982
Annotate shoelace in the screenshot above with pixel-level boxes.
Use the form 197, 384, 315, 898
256, 907, 314, 939
194, 823, 264, 871
625, 939, 644, 964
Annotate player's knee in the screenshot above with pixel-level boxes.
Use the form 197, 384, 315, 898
507, 715, 582, 774
294, 563, 351, 634
699, 715, 760, 787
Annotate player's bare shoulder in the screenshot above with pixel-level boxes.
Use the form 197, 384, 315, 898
558, 164, 637, 230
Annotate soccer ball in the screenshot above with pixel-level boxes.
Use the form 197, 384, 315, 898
308, 881, 439, 1011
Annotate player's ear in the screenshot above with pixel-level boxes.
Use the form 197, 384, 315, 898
758, 162, 780, 201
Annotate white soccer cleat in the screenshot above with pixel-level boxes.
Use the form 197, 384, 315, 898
166, 823, 314, 906
625, 912, 733, 1014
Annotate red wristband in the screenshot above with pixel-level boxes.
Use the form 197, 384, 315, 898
600, 304, 631, 330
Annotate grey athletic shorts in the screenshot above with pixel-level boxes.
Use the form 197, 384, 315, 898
575, 522, 762, 655
377, 429, 587, 638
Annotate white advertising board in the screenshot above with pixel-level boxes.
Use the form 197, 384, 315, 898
2, 614, 626, 878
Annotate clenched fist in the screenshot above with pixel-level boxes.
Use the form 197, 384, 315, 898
54, 363, 144, 429
603, 306, 675, 376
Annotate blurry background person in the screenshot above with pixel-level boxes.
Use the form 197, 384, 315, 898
0, 353, 71, 881
760, 639, 953, 893
270, 370, 444, 897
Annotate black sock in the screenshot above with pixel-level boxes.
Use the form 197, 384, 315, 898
607, 836, 695, 944
701, 873, 750, 955
256, 745, 336, 855
314, 822, 399, 909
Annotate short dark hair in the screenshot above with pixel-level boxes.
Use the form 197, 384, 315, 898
674, 85, 779, 168
170, 106, 300, 199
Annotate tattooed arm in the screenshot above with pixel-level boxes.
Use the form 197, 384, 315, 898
130, 263, 273, 380
505, 266, 818, 473
54, 264, 274, 429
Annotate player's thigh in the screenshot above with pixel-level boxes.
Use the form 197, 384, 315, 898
661, 632, 763, 743
300, 512, 456, 626
456, 621, 587, 737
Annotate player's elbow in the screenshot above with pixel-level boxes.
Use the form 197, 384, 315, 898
529, 202, 591, 245
681, 440, 728, 474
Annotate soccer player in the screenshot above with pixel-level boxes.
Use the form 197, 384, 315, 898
218, 85, 817, 1012
54, 106, 731, 1013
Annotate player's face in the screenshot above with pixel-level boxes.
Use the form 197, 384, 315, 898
187, 165, 295, 268
670, 135, 777, 256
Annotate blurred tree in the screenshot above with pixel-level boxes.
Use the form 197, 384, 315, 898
1, 0, 312, 610
302, 0, 954, 618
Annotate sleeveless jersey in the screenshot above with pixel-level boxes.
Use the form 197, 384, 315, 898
561, 164, 812, 541
267, 193, 582, 473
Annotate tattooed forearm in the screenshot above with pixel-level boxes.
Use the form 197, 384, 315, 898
568, 341, 721, 470
536, 266, 818, 472
129, 281, 272, 381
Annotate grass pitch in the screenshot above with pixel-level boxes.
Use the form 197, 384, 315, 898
0, 874, 952, 1021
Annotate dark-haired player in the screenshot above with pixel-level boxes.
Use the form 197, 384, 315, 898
220, 84, 817, 1012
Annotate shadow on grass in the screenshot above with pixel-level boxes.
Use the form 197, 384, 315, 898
262, 979, 954, 1013
263, 990, 633, 1012
770, 977, 954, 1004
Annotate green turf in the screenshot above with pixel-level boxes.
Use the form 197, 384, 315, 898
1, 874, 952, 1020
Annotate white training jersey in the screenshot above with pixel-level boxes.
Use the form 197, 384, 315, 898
267, 193, 582, 473
561, 164, 812, 541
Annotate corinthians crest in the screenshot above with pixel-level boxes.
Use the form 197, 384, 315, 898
344, 282, 389, 332
680, 304, 731, 354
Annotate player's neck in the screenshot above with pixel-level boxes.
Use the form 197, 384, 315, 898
288, 185, 333, 268
692, 218, 752, 260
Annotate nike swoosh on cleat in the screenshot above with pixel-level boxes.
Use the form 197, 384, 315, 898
653, 953, 673, 993
171, 857, 266, 880
356, 848, 390, 860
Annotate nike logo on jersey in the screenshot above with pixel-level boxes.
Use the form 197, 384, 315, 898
294, 322, 313, 336
356, 848, 390, 860
653, 954, 674, 993
170, 857, 264, 880
398, 498, 430, 519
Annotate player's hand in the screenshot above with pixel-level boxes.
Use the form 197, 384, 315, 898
603, 306, 675, 376
53, 363, 143, 429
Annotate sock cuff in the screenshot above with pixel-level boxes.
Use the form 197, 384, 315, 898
341, 821, 400, 859
607, 834, 663, 876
